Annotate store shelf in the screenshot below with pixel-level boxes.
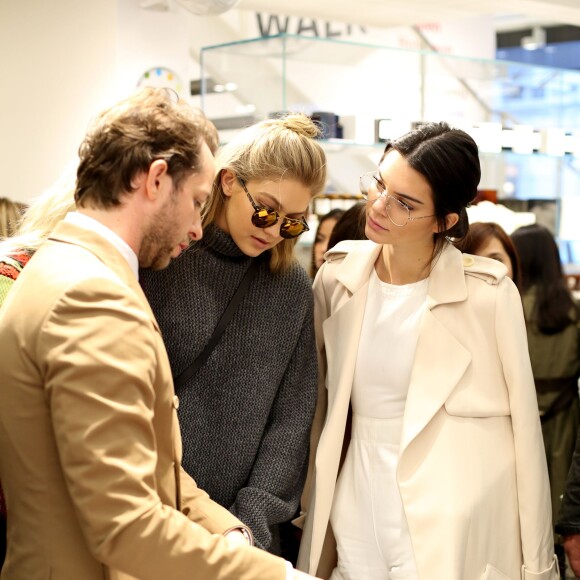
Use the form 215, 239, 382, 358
200, 33, 580, 241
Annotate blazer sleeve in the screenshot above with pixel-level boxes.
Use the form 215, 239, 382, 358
178, 466, 255, 539
230, 289, 318, 550
495, 278, 559, 579
40, 278, 286, 580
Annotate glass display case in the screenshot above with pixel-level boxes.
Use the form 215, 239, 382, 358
200, 33, 580, 243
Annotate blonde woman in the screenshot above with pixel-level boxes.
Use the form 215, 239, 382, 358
0, 183, 75, 304
140, 114, 327, 556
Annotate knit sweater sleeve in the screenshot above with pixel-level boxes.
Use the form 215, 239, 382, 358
229, 286, 318, 551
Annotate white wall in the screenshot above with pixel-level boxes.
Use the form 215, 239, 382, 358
0, 0, 496, 204
0, 0, 239, 204
0, 0, 118, 203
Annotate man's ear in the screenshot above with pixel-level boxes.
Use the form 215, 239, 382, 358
220, 169, 237, 198
144, 159, 169, 200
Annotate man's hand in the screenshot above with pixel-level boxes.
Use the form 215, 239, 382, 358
224, 530, 321, 579
564, 534, 580, 577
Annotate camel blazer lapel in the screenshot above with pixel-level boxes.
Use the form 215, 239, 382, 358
48, 222, 159, 332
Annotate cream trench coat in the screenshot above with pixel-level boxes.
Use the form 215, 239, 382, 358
297, 240, 558, 580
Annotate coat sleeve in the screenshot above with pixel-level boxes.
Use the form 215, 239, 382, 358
297, 264, 331, 526
495, 278, 559, 579
230, 288, 318, 551
40, 278, 286, 580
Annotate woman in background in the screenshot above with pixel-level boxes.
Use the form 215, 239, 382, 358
311, 209, 344, 278
141, 114, 327, 556
0, 187, 74, 311
326, 202, 367, 251
512, 224, 580, 574
454, 221, 521, 288
298, 122, 557, 580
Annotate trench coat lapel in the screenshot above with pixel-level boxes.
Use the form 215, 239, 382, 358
48, 221, 160, 332
322, 243, 381, 411
399, 245, 471, 457
309, 243, 381, 569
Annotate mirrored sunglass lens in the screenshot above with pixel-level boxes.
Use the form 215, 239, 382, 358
252, 209, 278, 228
281, 220, 306, 238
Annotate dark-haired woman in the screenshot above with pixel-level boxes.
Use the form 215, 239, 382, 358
297, 123, 557, 579
512, 225, 580, 568
311, 209, 344, 278
326, 202, 367, 252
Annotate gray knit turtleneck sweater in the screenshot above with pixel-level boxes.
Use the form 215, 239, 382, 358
140, 224, 317, 552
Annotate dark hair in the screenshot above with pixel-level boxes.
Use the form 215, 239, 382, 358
318, 208, 345, 229
327, 202, 367, 250
455, 222, 522, 289
76, 88, 218, 209
381, 121, 480, 259
310, 208, 344, 278
511, 224, 577, 334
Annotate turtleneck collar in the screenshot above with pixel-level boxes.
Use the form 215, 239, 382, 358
200, 223, 248, 259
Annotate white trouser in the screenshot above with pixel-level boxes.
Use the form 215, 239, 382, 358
329, 414, 419, 580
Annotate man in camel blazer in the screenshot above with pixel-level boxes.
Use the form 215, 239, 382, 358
0, 89, 298, 580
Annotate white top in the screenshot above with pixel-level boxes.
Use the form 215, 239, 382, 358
352, 268, 429, 419
64, 212, 139, 279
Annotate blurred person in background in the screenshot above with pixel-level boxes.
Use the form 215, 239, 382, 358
326, 202, 367, 252
0, 185, 75, 304
0, 198, 26, 239
512, 224, 580, 578
311, 209, 344, 278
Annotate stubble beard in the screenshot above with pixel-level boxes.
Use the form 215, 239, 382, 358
139, 194, 179, 271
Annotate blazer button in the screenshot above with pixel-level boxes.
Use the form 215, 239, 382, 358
172, 395, 180, 410
462, 255, 475, 267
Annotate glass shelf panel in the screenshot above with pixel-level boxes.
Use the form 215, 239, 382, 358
200, 34, 580, 236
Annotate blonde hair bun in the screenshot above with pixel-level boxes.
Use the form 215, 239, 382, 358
278, 113, 321, 139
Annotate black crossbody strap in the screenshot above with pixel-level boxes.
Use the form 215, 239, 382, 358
173, 259, 260, 391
